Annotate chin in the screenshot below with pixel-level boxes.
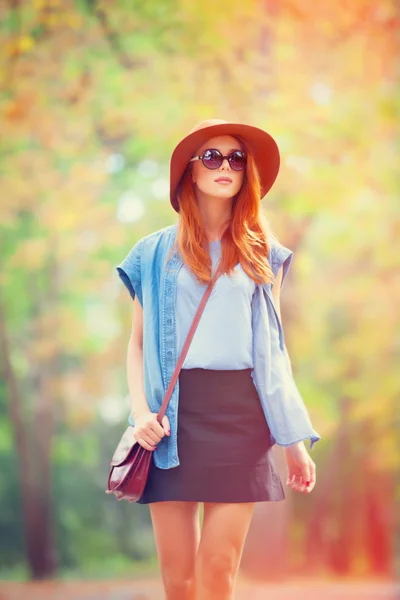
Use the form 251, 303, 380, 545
213, 188, 238, 197
213, 193, 235, 201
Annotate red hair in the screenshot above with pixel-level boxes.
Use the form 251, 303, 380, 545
166, 137, 275, 286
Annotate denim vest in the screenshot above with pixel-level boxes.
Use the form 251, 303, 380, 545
116, 223, 321, 469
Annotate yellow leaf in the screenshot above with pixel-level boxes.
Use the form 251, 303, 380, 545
66, 13, 82, 30
17, 36, 35, 53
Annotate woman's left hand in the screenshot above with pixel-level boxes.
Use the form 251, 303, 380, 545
284, 441, 316, 493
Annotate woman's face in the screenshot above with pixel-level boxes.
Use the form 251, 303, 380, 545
190, 135, 245, 200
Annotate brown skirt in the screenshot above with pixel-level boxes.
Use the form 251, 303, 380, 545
136, 367, 286, 504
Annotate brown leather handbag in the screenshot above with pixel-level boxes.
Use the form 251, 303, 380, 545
106, 263, 222, 502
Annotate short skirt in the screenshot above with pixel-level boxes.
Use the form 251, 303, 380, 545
136, 367, 286, 504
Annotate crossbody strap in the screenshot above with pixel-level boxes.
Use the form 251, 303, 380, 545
156, 263, 222, 424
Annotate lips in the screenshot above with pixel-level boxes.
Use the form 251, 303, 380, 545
215, 177, 232, 183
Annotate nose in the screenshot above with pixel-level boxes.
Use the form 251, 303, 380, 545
220, 158, 230, 170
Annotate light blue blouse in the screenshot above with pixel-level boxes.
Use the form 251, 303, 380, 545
117, 222, 321, 467
176, 239, 256, 370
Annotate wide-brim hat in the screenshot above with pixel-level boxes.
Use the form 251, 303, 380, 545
169, 118, 280, 213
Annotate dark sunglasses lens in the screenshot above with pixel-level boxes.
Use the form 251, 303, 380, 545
229, 151, 246, 171
202, 149, 223, 169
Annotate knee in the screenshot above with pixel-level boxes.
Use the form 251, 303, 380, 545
163, 576, 195, 597
198, 551, 238, 591
162, 567, 195, 596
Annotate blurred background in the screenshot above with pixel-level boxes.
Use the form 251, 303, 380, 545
0, 0, 399, 598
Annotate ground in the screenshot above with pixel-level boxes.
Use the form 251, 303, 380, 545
0, 578, 398, 600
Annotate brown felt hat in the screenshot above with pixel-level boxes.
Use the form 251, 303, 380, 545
169, 118, 280, 213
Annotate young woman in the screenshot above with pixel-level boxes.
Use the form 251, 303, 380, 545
116, 119, 320, 600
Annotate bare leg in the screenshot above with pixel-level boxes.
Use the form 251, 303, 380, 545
149, 501, 201, 600
195, 501, 256, 600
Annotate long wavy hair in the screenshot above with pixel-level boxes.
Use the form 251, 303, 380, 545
166, 135, 276, 286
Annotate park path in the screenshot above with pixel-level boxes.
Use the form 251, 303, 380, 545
0, 578, 398, 600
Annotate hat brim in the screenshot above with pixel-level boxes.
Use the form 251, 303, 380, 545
169, 122, 280, 212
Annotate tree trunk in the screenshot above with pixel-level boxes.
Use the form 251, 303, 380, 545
0, 288, 57, 579
304, 396, 353, 573
361, 420, 396, 576
364, 469, 395, 575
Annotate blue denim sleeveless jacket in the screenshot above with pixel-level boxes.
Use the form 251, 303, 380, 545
116, 223, 321, 469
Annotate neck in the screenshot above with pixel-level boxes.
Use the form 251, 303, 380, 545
196, 191, 233, 242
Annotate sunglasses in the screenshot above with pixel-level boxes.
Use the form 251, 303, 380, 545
189, 148, 247, 171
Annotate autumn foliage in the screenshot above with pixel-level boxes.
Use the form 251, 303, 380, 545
0, 0, 398, 583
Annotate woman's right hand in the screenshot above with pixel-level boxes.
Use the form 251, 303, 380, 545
132, 411, 171, 451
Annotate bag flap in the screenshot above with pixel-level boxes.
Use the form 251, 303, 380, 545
110, 426, 136, 467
